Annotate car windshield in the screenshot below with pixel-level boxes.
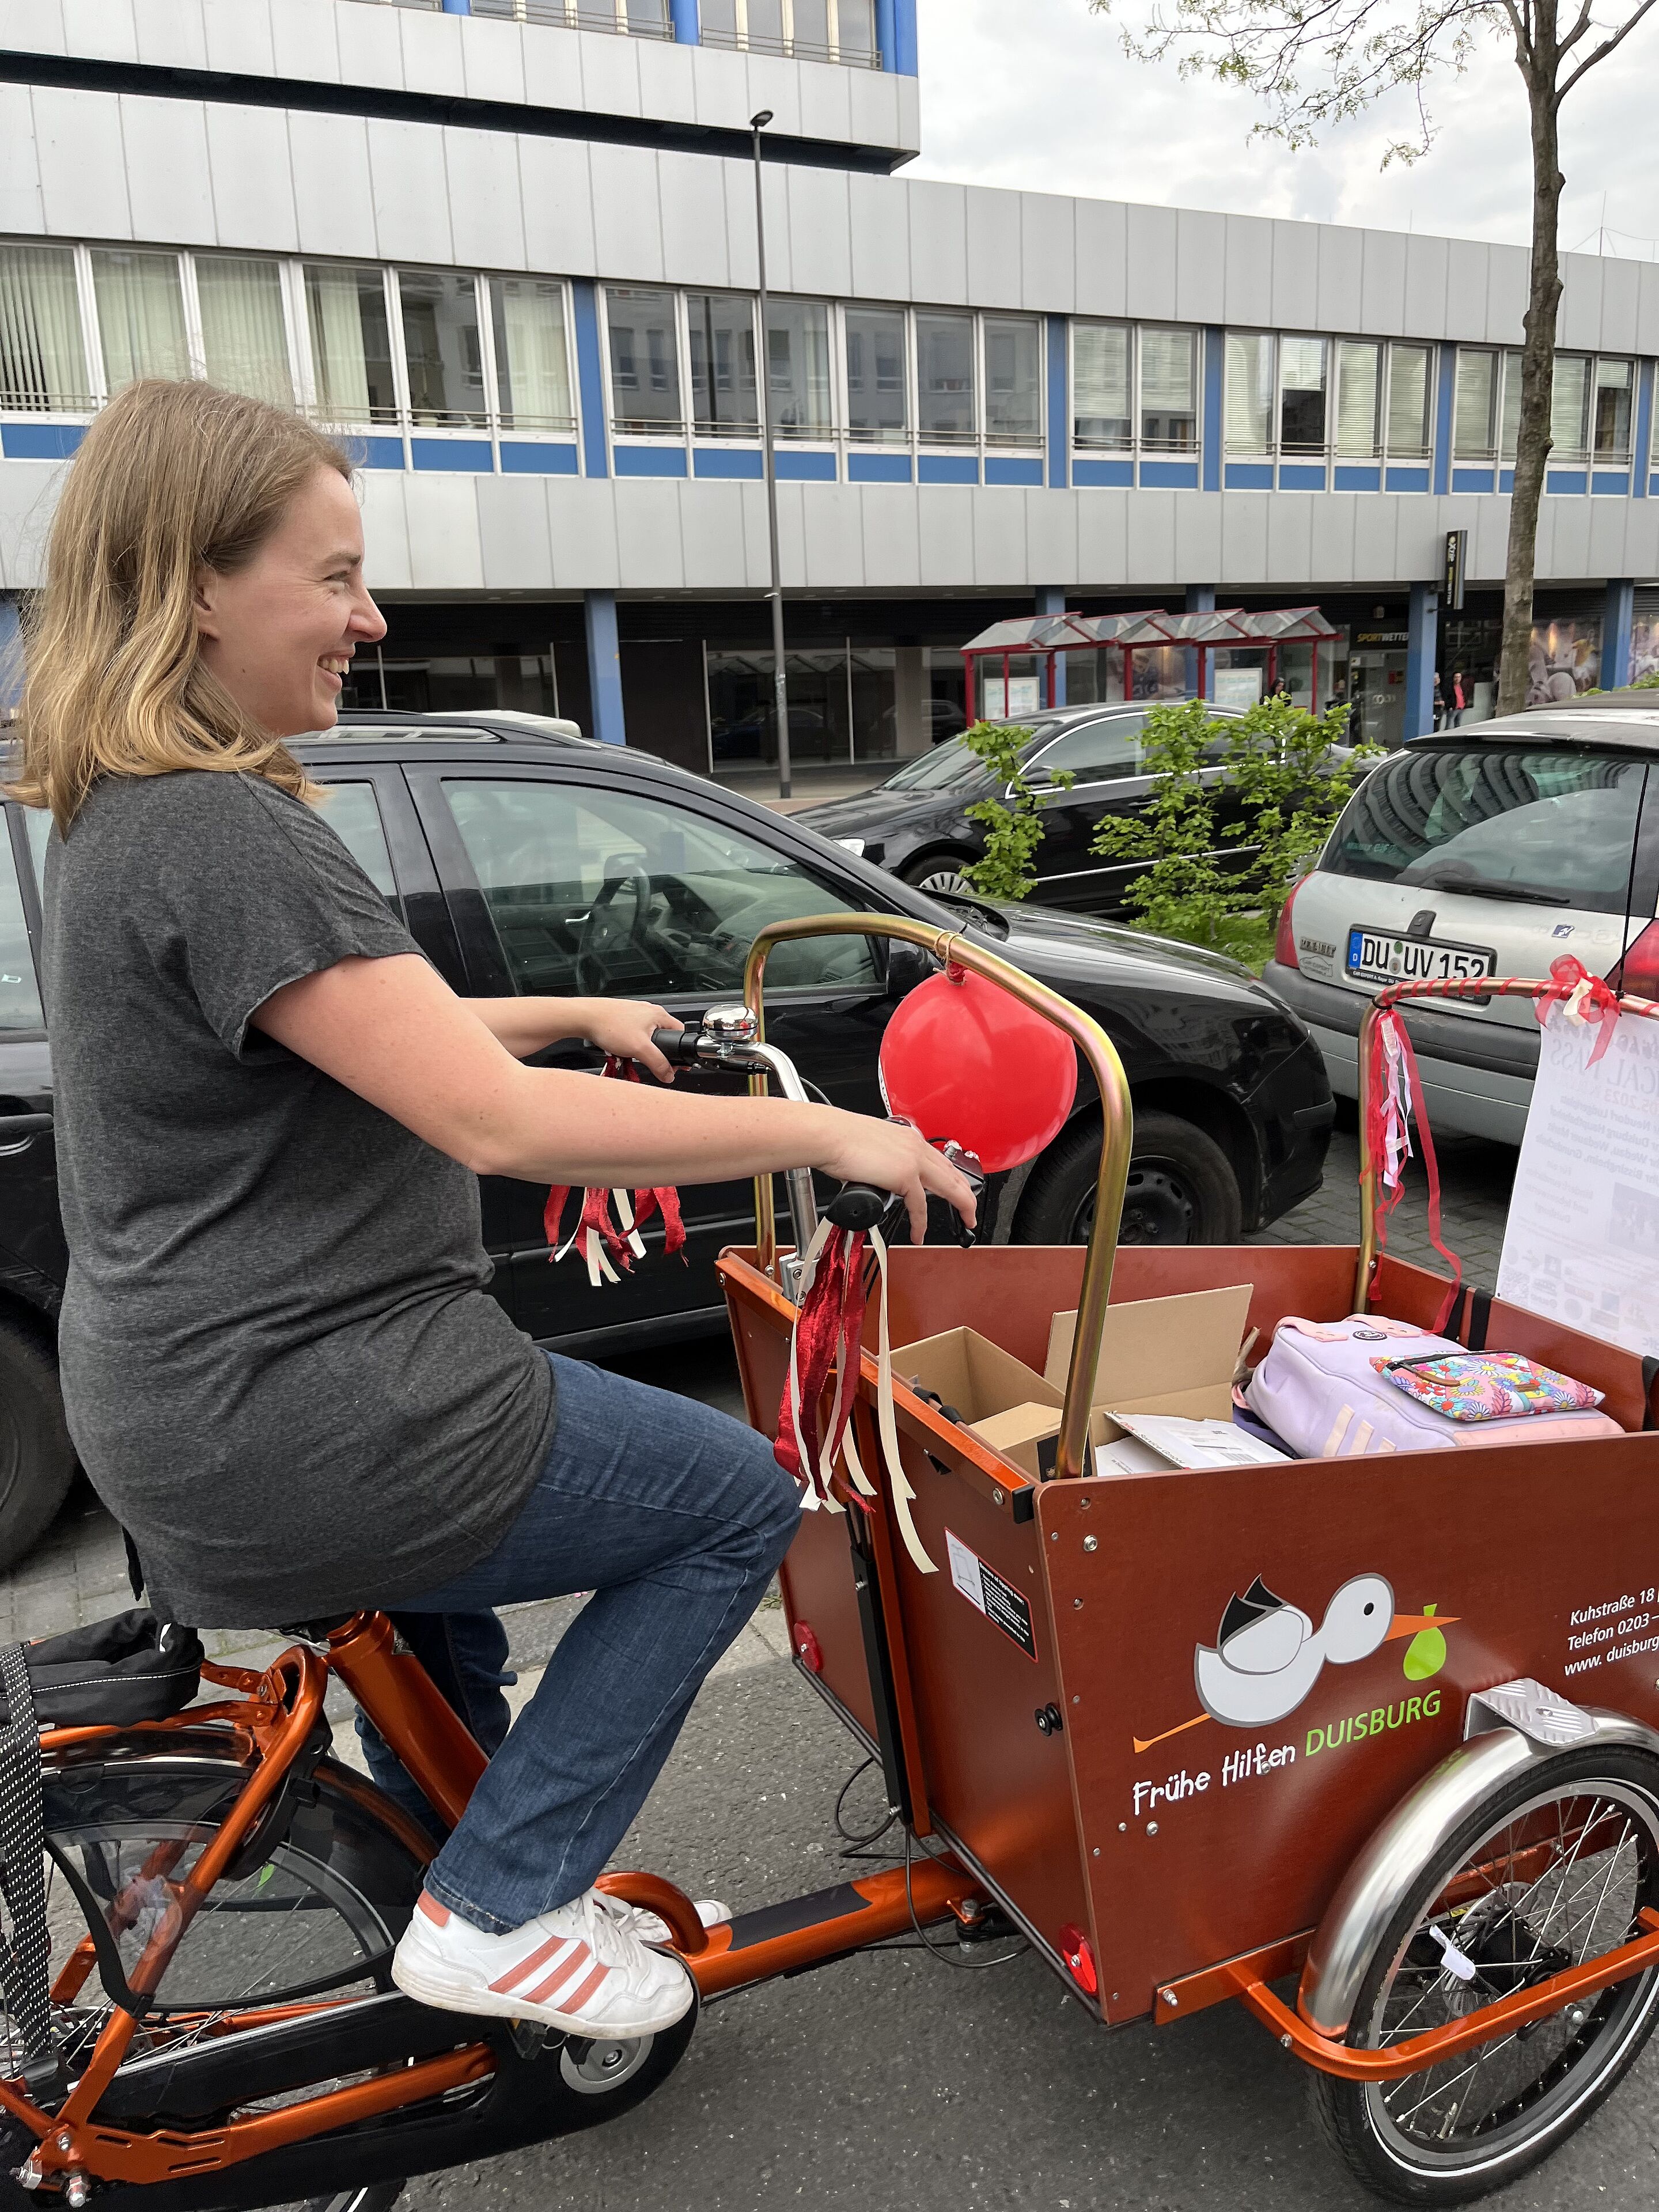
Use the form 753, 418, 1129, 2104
881, 719, 1063, 795
1324, 745, 1649, 914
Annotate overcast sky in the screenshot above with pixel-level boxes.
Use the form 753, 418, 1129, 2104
910, 0, 1659, 264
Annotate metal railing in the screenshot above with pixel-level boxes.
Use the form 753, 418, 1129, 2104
471, 0, 675, 33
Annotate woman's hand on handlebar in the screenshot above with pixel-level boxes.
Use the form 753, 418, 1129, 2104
571, 999, 684, 1082
814, 1114, 977, 1248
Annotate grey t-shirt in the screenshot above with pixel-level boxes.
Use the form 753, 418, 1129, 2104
41, 770, 555, 1627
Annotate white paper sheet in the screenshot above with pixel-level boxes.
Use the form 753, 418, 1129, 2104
1497, 1005, 1659, 1358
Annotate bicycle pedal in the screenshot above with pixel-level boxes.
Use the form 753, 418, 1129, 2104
509, 2018, 556, 2060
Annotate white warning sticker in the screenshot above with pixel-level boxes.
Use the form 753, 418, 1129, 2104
944, 1527, 1038, 1662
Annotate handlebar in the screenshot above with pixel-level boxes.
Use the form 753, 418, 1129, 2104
639, 1014, 983, 1256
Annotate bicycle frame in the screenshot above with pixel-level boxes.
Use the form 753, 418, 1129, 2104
7, 1612, 982, 2197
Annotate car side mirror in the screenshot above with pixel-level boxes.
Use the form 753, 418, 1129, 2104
887, 941, 941, 999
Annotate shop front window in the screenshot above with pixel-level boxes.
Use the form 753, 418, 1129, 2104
687, 291, 758, 436
916, 311, 976, 444
984, 316, 1041, 445
606, 286, 683, 434
1073, 323, 1132, 449
844, 305, 907, 441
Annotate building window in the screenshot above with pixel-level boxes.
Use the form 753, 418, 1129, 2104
195, 253, 294, 410
89, 248, 188, 392
1332, 338, 1431, 460
1224, 331, 1274, 453
1385, 342, 1433, 459
985, 316, 1042, 446
698, 0, 877, 63
687, 291, 759, 437
471, 1, 674, 35
1335, 339, 1380, 457
916, 310, 975, 445
1278, 335, 1327, 453
605, 286, 683, 434
1593, 358, 1633, 461
1072, 322, 1131, 449
398, 269, 487, 429
0, 241, 93, 412
305, 263, 399, 425
844, 305, 907, 442
488, 276, 575, 432
765, 300, 832, 438
1138, 327, 1195, 451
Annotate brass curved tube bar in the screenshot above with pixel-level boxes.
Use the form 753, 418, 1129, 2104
1353, 973, 1659, 1312
741, 914, 1134, 1483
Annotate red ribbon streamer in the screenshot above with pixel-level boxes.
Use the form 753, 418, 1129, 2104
1365, 1007, 1462, 1334
543, 1055, 688, 1272
1533, 953, 1622, 1066
775, 1229, 869, 1490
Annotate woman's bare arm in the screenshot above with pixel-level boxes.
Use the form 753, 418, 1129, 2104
466, 994, 681, 1076
251, 955, 974, 1242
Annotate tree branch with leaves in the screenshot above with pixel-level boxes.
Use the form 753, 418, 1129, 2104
1094, 0, 1659, 711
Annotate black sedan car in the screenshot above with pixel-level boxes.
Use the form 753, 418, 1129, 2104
796, 698, 1243, 906
0, 713, 1332, 1562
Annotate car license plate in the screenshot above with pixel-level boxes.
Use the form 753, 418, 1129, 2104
1345, 928, 1495, 987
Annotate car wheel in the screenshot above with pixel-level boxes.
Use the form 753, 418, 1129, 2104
0, 1315, 77, 1570
1014, 1111, 1244, 1248
900, 854, 976, 899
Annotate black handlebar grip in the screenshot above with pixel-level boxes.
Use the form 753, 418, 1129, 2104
823, 1183, 896, 1232
649, 1026, 704, 1067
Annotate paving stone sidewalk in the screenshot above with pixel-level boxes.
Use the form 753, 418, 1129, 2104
0, 1111, 1514, 1672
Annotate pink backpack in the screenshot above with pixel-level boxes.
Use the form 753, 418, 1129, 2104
1243, 1315, 1624, 1459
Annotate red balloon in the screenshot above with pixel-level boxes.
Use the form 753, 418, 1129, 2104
879, 969, 1078, 1173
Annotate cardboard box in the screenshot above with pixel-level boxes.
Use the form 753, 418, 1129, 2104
891, 1330, 1061, 1475
1045, 1284, 1252, 1422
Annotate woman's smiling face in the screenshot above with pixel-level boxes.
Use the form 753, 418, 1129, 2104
193, 464, 387, 738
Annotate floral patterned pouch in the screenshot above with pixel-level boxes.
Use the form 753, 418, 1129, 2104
1373, 1352, 1604, 1423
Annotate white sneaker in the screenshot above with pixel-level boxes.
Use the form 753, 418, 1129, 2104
391, 1887, 695, 2037
620, 1896, 732, 1948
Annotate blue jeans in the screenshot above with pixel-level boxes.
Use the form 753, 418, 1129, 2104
358, 1351, 800, 1933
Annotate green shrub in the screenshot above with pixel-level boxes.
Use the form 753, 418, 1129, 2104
957, 720, 1072, 902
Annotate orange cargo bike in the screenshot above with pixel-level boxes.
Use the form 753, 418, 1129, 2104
0, 922, 1656, 2210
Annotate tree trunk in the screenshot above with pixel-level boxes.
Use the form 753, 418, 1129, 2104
1498, 20, 1563, 716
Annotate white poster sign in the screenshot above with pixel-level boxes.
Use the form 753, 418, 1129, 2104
1497, 1006, 1659, 1357
1213, 668, 1264, 709
981, 676, 1041, 719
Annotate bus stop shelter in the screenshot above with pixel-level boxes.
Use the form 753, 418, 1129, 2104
962, 607, 1342, 719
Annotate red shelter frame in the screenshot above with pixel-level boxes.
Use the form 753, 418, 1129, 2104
961, 606, 1343, 717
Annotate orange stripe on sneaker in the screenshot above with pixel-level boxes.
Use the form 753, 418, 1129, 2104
416, 1893, 450, 1927
562, 1961, 611, 2014
524, 1945, 594, 2005
489, 1934, 572, 1995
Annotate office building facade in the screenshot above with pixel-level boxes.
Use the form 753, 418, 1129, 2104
2, 0, 1657, 775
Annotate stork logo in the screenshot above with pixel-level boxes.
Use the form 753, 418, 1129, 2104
1131, 1573, 1455, 1756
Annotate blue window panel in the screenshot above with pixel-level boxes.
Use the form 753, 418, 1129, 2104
1546, 469, 1588, 496
1499, 468, 1515, 493
1450, 467, 1495, 494
1139, 459, 1199, 489
919, 453, 980, 485
1, 422, 84, 460
411, 437, 493, 473
694, 448, 764, 479
1432, 345, 1455, 497
499, 441, 579, 475
1046, 313, 1069, 489
1072, 456, 1134, 487
1384, 465, 1431, 493
1224, 462, 1274, 490
849, 452, 913, 483
775, 449, 837, 482
613, 445, 689, 478
1277, 462, 1325, 490
1202, 329, 1224, 493
571, 279, 608, 480
1332, 464, 1381, 493
984, 456, 1044, 487
1592, 470, 1630, 496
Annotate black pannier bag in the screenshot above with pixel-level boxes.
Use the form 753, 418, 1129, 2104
24, 1611, 204, 1729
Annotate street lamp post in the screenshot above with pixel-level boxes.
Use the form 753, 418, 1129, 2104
750, 108, 791, 801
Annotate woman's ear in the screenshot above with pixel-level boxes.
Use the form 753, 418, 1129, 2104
192, 563, 221, 642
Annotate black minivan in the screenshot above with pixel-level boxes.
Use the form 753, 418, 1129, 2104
0, 715, 1333, 1563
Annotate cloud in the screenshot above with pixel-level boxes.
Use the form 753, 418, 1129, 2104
910, 0, 1659, 269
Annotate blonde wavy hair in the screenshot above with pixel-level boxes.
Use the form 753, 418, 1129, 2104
6, 380, 352, 832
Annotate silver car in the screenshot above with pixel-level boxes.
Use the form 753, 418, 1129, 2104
1262, 696, 1659, 1143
